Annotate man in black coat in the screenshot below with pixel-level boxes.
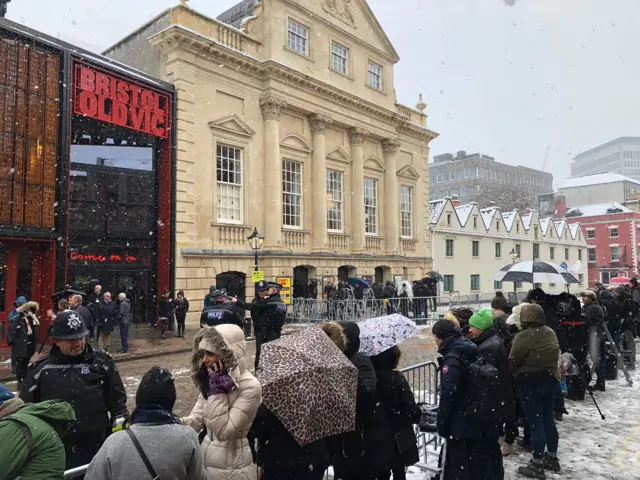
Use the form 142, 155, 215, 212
98, 292, 117, 352
69, 294, 92, 337
87, 285, 102, 340
20, 310, 128, 469
233, 281, 287, 370
582, 290, 607, 391
200, 289, 244, 329
433, 319, 503, 480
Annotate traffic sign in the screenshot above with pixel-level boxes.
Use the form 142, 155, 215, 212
252, 270, 265, 283
560, 262, 568, 270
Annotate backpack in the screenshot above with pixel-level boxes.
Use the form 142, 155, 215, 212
449, 354, 502, 424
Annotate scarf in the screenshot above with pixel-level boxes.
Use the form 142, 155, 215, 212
208, 369, 236, 395
130, 404, 180, 425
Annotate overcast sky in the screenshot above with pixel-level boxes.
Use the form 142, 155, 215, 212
8, 0, 640, 186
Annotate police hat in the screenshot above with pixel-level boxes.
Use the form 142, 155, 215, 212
257, 280, 268, 292
267, 281, 282, 290
209, 288, 227, 300
51, 310, 88, 340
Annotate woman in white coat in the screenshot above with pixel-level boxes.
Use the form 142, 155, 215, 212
181, 324, 261, 480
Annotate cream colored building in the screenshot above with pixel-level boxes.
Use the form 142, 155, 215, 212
429, 197, 589, 298
105, 1, 437, 308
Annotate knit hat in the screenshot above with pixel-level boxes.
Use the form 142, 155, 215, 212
468, 308, 494, 331
491, 293, 509, 311
135, 367, 177, 411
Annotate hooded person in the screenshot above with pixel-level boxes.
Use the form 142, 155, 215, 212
0, 384, 76, 480
509, 304, 561, 478
370, 346, 422, 480
8, 301, 40, 384
204, 285, 218, 309
320, 321, 393, 480
87, 367, 206, 480
181, 325, 261, 480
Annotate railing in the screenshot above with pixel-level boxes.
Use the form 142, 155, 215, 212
328, 233, 349, 250
365, 236, 384, 252
401, 239, 418, 253
396, 103, 412, 118
217, 24, 244, 51
214, 223, 251, 246
282, 229, 309, 249
287, 294, 459, 324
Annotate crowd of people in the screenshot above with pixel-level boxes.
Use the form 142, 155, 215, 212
2, 278, 637, 480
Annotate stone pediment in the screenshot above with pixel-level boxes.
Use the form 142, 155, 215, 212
364, 156, 385, 172
327, 146, 351, 164
208, 114, 256, 137
280, 133, 312, 153
397, 165, 420, 180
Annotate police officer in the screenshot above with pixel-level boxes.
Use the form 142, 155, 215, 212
200, 288, 244, 329
233, 280, 287, 370
19, 310, 128, 471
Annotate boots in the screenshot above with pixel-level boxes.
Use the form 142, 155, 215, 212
543, 453, 561, 472
518, 460, 546, 479
501, 442, 515, 456
593, 380, 606, 392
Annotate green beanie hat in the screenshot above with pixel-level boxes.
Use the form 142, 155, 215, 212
469, 308, 494, 331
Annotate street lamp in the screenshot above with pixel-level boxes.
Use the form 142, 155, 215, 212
247, 227, 264, 293
509, 247, 519, 294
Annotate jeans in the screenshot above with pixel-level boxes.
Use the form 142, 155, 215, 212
119, 323, 129, 353
518, 380, 560, 460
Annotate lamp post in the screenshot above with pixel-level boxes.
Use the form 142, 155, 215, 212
509, 247, 519, 294
247, 227, 264, 295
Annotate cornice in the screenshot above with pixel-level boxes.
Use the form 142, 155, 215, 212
150, 25, 435, 142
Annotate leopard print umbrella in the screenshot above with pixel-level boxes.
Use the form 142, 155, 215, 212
257, 325, 358, 446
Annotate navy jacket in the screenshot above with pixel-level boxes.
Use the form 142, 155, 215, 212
436, 334, 483, 440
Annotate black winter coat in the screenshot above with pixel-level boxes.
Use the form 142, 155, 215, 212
72, 304, 94, 331
99, 300, 117, 333
471, 328, 515, 423
437, 334, 492, 440
371, 351, 421, 469
158, 297, 174, 319
8, 312, 38, 359
413, 283, 429, 298
583, 301, 605, 343
174, 298, 190, 322
251, 405, 330, 472
329, 322, 393, 479
239, 293, 286, 331
200, 303, 244, 329
20, 344, 128, 451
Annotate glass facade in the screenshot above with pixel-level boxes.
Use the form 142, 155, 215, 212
67, 116, 160, 323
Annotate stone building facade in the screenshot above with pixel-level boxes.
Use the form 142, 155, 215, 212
105, 1, 437, 308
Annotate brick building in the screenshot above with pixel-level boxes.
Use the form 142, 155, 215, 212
565, 202, 640, 285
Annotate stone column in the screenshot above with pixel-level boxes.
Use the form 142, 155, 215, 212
383, 138, 401, 253
349, 127, 369, 252
310, 114, 332, 250
259, 94, 287, 248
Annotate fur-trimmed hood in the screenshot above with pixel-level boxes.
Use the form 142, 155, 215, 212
17, 301, 39, 313
190, 324, 246, 388
506, 304, 523, 331
320, 321, 348, 354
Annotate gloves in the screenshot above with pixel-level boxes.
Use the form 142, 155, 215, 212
111, 416, 128, 433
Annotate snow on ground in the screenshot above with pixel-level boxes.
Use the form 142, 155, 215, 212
408, 368, 640, 480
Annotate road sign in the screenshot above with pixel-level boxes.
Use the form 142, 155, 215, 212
252, 270, 265, 283
560, 262, 568, 270
276, 276, 292, 305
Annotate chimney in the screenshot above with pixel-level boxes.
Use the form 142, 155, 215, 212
488, 201, 496, 208
554, 193, 567, 219
456, 150, 467, 160
451, 194, 461, 207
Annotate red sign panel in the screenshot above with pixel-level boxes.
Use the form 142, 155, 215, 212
73, 63, 169, 138
68, 248, 152, 266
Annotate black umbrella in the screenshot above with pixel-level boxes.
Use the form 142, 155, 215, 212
52, 289, 86, 304
426, 271, 443, 282
494, 261, 580, 285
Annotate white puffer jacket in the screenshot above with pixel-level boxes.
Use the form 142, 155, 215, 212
181, 324, 262, 480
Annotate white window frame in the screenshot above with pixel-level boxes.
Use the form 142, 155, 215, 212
282, 159, 303, 229
586, 228, 595, 240
326, 169, 344, 232
611, 245, 620, 262
287, 19, 309, 56
216, 143, 243, 224
331, 41, 349, 75
364, 177, 378, 235
588, 247, 596, 263
367, 60, 383, 90
449, 171, 456, 181
609, 226, 619, 238
436, 174, 443, 184
400, 185, 413, 238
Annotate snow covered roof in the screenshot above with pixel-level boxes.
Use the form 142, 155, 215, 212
429, 199, 446, 225
454, 204, 475, 226
521, 212, 534, 230
554, 220, 568, 237
501, 211, 518, 231
569, 223, 580, 239
559, 172, 640, 189
540, 217, 552, 235
565, 202, 632, 218
480, 207, 499, 229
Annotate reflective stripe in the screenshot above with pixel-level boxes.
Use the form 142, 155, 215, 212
33, 363, 92, 381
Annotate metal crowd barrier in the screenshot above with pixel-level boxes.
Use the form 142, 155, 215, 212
65, 361, 442, 480
287, 295, 459, 324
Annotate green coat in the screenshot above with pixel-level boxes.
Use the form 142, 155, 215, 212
509, 311, 560, 381
0, 400, 76, 480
